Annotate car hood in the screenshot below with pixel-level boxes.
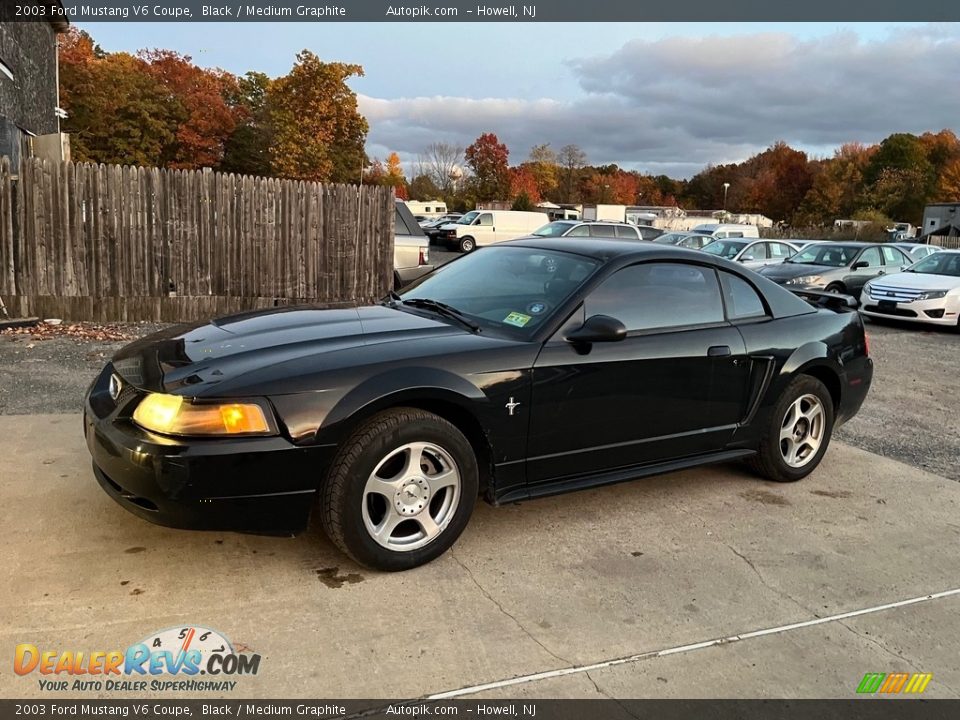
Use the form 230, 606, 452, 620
110, 305, 474, 395
866, 272, 960, 290
760, 263, 836, 280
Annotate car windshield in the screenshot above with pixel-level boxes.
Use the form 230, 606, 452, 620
457, 211, 480, 225
701, 240, 747, 259
399, 246, 600, 337
654, 233, 688, 245
786, 244, 859, 267
906, 252, 960, 277
533, 221, 577, 237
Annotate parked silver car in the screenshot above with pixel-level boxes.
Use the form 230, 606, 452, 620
394, 201, 433, 288
532, 220, 661, 241
700, 238, 800, 269
759, 242, 913, 295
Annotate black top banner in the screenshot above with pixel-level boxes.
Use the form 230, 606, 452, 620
3, 0, 960, 23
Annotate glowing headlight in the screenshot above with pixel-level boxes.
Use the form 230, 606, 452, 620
785, 275, 822, 286
133, 394, 274, 437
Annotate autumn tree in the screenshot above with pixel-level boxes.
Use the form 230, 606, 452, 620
557, 144, 587, 202
465, 133, 510, 201
527, 144, 558, 200
509, 166, 541, 204
268, 51, 368, 182
140, 49, 238, 169
384, 152, 408, 198
936, 158, 960, 202
59, 29, 181, 166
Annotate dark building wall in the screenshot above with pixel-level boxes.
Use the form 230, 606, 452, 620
0, 21, 60, 137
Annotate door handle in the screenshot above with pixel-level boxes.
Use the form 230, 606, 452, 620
708, 345, 732, 357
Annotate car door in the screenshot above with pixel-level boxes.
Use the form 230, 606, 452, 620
845, 246, 883, 293
473, 212, 496, 246
881, 245, 912, 273
738, 242, 769, 269
527, 261, 750, 485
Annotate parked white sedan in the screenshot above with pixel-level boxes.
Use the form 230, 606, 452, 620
700, 238, 800, 269
860, 250, 960, 328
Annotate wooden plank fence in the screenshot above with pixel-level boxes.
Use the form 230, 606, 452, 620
0, 157, 395, 321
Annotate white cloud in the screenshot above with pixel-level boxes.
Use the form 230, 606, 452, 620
359, 26, 960, 178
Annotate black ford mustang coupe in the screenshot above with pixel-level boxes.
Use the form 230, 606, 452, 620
85, 239, 872, 570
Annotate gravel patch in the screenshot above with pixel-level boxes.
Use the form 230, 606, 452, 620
836, 318, 960, 480
0, 322, 170, 415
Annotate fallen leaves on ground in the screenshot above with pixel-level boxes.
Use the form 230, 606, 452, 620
0, 321, 136, 343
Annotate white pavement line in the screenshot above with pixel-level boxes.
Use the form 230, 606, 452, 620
427, 587, 960, 700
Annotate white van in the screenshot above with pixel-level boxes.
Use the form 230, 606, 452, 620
438, 210, 549, 252
691, 223, 760, 239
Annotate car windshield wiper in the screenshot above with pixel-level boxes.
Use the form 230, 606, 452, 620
401, 298, 481, 333
380, 289, 403, 306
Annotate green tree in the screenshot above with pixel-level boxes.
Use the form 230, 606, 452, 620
268, 51, 368, 182
511, 191, 535, 211
408, 174, 442, 201
221, 72, 273, 176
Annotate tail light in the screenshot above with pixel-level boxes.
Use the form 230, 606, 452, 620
419, 247, 429, 266
864, 332, 870, 356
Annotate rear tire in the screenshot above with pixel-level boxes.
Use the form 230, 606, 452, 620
459, 236, 476, 253
320, 408, 478, 571
747, 375, 835, 483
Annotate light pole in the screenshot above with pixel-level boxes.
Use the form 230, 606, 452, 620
722, 182, 731, 215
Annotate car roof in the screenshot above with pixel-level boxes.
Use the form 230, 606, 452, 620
506, 236, 711, 260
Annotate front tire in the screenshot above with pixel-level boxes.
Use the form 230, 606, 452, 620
320, 408, 478, 571
747, 375, 834, 482
825, 282, 845, 294
459, 236, 476, 253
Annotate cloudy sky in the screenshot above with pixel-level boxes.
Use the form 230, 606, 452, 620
83, 21, 960, 178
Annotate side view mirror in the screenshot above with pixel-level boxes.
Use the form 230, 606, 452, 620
566, 314, 627, 344
851, 261, 869, 270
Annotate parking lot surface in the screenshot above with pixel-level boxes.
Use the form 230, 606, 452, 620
2, 413, 959, 699
3, 283, 959, 699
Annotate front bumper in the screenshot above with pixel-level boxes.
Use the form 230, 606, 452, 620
84, 366, 336, 534
859, 294, 959, 327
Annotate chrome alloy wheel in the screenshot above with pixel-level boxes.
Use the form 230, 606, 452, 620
362, 442, 461, 552
779, 394, 825, 468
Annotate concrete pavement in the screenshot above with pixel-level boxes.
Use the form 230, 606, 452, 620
1, 413, 958, 699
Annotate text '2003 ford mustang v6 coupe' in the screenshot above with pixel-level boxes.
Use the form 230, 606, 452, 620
85, 239, 873, 570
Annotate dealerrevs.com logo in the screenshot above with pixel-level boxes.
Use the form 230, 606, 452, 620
14, 626, 261, 693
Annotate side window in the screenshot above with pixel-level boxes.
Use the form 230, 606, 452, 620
858, 247, 882, 267
585, 263, 724, 333
567, 225, 590, 237
477, 213, 494, 227
394, 208, 413, 235
769, 243, 794, 259
720, 272, 767, 320
590, 225, 618, 238
740, 243, 767, 261
615, 225, 639, 239
881, 246, 908, 265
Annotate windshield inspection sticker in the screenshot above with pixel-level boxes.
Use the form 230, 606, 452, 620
504, 312, 532, 327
